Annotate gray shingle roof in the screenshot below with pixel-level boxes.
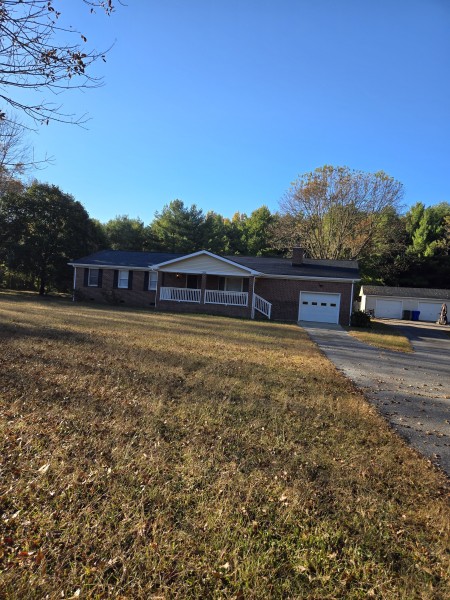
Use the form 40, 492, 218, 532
69, 250, 183, 269
70, 250, 360, 280
361, 285, 450, 300
226, 255, 359, 279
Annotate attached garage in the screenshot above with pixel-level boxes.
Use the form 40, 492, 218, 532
375, 299, 403, 319
298, 292, 341, 324
418, 302, 443, 323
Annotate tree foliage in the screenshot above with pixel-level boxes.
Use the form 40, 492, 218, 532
150, 200, 206, 253
103, 215, 147, 252
405, 202, 450, 257
0, 182, 102, 293
279, 165, 404, 260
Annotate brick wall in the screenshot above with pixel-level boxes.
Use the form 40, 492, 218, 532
75, 267, 157, 307
255, 278, 353, 325
156, 300, 251, 318
74, 267, 353, 324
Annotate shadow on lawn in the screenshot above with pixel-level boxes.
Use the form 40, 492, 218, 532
0, 320, 93, 345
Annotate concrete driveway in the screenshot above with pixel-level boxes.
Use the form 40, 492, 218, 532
301, 320, 450, 476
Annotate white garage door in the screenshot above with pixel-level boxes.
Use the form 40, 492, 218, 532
375, 299, 403, 319
298, 292, 341, 324
418, 301, 443, 322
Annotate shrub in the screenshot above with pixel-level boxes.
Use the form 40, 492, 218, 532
350, 310, 371, 328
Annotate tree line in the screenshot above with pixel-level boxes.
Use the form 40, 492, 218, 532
0, 166, 449, 295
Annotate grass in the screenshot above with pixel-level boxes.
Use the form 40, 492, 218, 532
346, 320, 414, 353
0, 292, 449, 599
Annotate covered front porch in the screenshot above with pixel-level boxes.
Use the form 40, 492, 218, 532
158, 273, 271, 318
152, 251, 272, 319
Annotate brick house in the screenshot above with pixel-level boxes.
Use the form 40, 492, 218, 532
69, 247, 359, 325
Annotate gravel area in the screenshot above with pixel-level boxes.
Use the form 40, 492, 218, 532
301, 320, 450, 476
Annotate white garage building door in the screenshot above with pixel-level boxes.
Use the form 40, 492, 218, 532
418, 302, 442, 322
298, 292, 341, 324
375, 299, 403, 319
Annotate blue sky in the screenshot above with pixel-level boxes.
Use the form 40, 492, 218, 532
24, 0, 450, 223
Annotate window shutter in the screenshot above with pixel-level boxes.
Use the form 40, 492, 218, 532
128, 271, 133, 290
83, 268, 89, 287
113, 270, 118, 289
143, 271, 149, 291
98, 269, 103, 288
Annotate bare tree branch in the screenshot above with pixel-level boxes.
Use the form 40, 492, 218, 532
0, 0, 117, 126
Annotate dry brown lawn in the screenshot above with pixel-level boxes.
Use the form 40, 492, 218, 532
347, 321, 414, 353
0, 292, 449, 599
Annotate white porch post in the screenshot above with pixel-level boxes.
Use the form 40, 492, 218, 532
250, 276, 255, 319
200, 272, 207, 304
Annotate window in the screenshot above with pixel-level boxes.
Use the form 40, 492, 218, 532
225, 277, 243, 292
312, 302, 318, 306
187, 274, 199, 289
321, 302, 327, 306
118, 270, 129, 289
148, 272, 158, 291
88, 268, 99, 287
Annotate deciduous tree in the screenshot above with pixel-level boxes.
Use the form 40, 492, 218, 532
0, 182, 102, 293
0, 1, 117, 127
279, 165, 403, 259
103, 215, 147, 251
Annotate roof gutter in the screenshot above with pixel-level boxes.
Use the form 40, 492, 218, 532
68, 263, 153, 272
257, 273, 360, 283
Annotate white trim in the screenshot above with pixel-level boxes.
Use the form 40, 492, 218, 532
88, 268, 100, 287
68, 262, 151, 272
258, 274, 359, 283
149, 250, 261, 275
117, 270, 129, 289
363, 293, 450, 303
68, 262, 358, 283
251, 277, 256, 319
349, 281, 354, 325
148, 271, 158, 291
72, 268, 77, 301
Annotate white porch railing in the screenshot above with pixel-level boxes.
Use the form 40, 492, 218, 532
205, 290, 248, 306
160, 287, 201, 303
253, 294, 272, 319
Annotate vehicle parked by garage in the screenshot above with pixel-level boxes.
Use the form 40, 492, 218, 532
360, 285, 450, 322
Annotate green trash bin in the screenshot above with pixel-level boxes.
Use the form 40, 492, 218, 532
403, 310, 412, 320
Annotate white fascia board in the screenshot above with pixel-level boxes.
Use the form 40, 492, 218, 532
364, 293, 448, 302
257, 274, 360, 283
68, 263, 150, 271
150, 250, 261, 275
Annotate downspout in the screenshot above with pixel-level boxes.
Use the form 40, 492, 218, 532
349, 281, 355, 325
251, 277, 256, 319
72, 268, 77, 302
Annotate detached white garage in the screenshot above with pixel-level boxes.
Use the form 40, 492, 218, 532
417, 302, 443, 323
298, 292, 341, 324
375, 299, 402, 319
360, 285, 450, 322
